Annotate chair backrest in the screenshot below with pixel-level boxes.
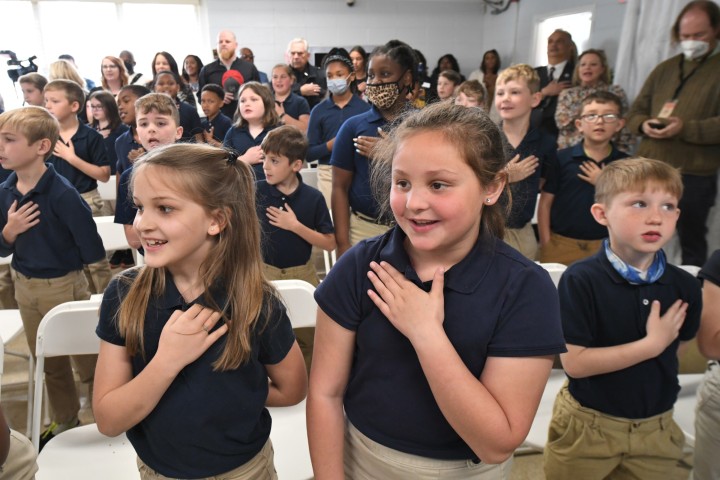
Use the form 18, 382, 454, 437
0, 254, 12, 265
678, 265, 701, 277
97, 176, 117, 202
272, 280, 317, 329
32, 298, 102, 450
538, 262, 567, 288
299, 168, 318, 190
95, 216, 131, 251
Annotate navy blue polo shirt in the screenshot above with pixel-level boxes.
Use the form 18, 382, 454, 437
314, 226, 565, 460
96, 270, 295, 478
104, 124, 130, 175
178, 100, 202, 141
275, 93, 309, 122
307, 95, 370, 164
223, 125, 277, 181
47, 123, 110, 194
699, 250, 720, 286
256, 177, 333, 269
560, 249, 702, 419
198, 58, 260, 118
543, 143, 628, 240
114, 167, 134, 225
330, 105, 390, 218
504, 126, 557, 229
0, 164, 106, 278
115, 128, 142, 175
0, 165, 11, 183
201, 112, 232, 143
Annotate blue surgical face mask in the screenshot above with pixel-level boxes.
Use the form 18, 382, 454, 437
327, 77, 350, 95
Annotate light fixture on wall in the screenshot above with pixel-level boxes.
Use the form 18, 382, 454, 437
346, 0, 355, 6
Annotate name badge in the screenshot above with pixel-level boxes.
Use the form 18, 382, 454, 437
657, 100, 678, 119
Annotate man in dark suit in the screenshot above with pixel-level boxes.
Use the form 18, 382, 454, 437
534, 29, 575, 140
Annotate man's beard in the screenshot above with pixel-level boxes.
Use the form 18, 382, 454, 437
219, 49, 235, 61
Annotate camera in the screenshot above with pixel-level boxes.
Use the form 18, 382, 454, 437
0, 50, 39, 83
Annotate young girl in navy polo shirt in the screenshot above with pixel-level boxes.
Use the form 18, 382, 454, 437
94, 143, 307, 479
308, 102, 566, 479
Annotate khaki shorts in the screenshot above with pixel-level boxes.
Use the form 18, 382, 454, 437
503, 222, 538, 260
543, 385, 686, 480
539, 232, 603, 265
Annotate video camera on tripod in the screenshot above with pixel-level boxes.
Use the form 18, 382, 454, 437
0, 50, 39, 83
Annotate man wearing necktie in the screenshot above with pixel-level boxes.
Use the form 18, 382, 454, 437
534, 29, 575, 140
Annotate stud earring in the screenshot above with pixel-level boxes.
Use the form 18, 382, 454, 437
485, 198, 492, 203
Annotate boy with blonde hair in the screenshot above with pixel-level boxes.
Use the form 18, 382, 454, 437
544, 157, 702, 479
0, 107, 107, 449
495, 64, 557, 259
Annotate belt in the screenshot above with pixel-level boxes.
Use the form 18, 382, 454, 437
351, 209, 395, 227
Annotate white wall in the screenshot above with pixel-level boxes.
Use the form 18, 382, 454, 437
201, 0, 628, 77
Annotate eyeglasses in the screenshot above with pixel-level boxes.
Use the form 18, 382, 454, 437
102, 64, 119, 70
580, 113, 620, 123
241, 54, 254, 60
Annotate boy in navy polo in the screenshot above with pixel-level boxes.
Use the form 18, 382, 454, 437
44, 79, 112, 293
257, 125, 335, 370
199, 84, 232, 146
544, 158, 702, 479
114, 85, 151, 176
0, 106, 107, 449
538, 92, 629, 265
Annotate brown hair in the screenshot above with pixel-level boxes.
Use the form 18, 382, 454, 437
371, 101, 509, 238
120, 143, 276, 370
261, 125, 308, 161
456, 80, 487, 106
496, 64, 540, 93
0, 106, 60, 159
572, 49, 611, 86
271, 64, 295, 81
100, 56, 130, 91
579, 91, 624, 117
438, 69, 462, 86
595, 157, 683, 205
233, 82, 279, 129
671, 0, 720, 43
18, 72, 48, 91
135, 93, 181, 126
44, 79, 85, 109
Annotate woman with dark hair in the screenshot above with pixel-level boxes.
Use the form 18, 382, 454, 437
182, 55, 203, 94
349, 45, 368, 97
429, 53, 465, 103
149, 52, 196, 106
88, 90, 129, 174
469, 49, 501, 109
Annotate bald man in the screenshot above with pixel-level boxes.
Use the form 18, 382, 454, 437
198, 30, 260, 117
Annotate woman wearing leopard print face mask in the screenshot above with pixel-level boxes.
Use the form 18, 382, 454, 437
330, 40, 417, 257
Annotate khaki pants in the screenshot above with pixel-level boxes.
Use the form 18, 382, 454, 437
0, 429, 38, 480
0, 264, 17, 309
13, 269, 97, 424
263, 261, 317, 374
137, 439, 277, 480
344, 421, 513, 479
350, 213, 392, 247
543, 385, 687, 480
317, 164, 332, 208
539, 232, 603, 266
503, 222, 538, 260
80, 188, 113, 294
694, 362, 720, 480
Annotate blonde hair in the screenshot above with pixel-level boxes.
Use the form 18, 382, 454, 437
119, 143, 276, 370
372, 101, 510, 238
100, 56, 129, 91
135, 93, 181, 126
48, 59, 86, 89
595, 157, 683, 205
0, 107, 59, 159
572, 49, 611, 86
496, 64, 540, 93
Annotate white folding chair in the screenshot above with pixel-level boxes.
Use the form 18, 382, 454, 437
678, 265, 701, 277
268, 280, 316, 479
97, 176, 117, 202
538, 262, 567, 288
31, 298, 102, 451
94, 216, 130, 252
299, 168, 319, 190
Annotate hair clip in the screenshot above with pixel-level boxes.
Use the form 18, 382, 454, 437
226, 150, 239, 166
